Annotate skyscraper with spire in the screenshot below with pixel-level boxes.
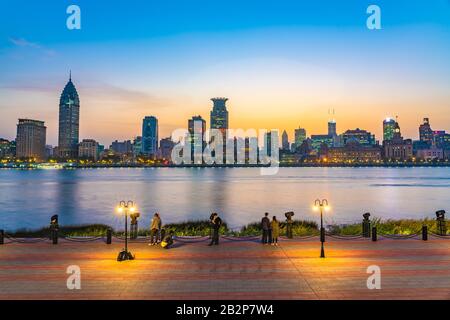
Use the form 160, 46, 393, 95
58, 72, 80, 158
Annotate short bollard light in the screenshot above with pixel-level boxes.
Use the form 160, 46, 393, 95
372, 226, 377, 241
116, 201, 136, 261
313, 199, 330, 258
436, 210, 447, 236
362, 212, 371, 238
422, 225, 428, 241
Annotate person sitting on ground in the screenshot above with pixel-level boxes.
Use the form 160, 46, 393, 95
149, 212, 162, 246
271, 216, 280, 246
261, 212, 271, 244
160, 230, 174, 249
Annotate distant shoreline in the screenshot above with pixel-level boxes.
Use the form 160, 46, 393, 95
1, 163, 450, 169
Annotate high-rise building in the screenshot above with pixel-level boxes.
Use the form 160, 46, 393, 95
132, 136, 142, 157
328, 119, 340, 146
45, 145, 54, 159
328, 120, 337, 137
159, 137, 175, 161
419, 118, 434, 145
263, 131, 273, 157
110, 140, 133, 154
383, 118, 396, 142
432, 130, 447, 148
142, 116, 158, 156
210, 98, 229, 133
311, 134, 333, 152
16, 119, 46, 161
294, 127, 307, 150
342, 128, 376, 146
210, 98, 229, 163
282, 130, 290, 150
188, 115, 206, 164
58, 74, 80, 158
78, 139, 99, 161
383, 121, 413, 160
0, 139, 15, 158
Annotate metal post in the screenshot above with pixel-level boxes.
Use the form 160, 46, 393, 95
125, 210, 128, 252
422, 225, 428, 241
371, 227, 377, 242
320, 208, 325, 258
106, 228, 112, 244
0, 230, 4, 245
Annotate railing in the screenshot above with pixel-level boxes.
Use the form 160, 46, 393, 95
1, 225, 449, 245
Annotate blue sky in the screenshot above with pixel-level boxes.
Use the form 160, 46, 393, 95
0, 0, 449, 145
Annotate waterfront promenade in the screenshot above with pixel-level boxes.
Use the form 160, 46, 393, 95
1, 238, 449, 300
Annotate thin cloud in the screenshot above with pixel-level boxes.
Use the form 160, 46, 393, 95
9, 37, 41, 48
8, 37, 56, 57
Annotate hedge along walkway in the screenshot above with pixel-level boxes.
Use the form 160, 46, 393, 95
0, 238, 449, 300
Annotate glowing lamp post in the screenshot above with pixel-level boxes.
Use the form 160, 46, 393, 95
314, 199, 330, 258
116, 200, 136, 261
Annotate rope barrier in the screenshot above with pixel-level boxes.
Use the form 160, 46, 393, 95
2, 230, 449, 244
429, 232, 450, 239
221, 235, 260, 241
5, 235, 50, 243
325, 234, 365, 240
174, 236, 210, 243
61, 236, 104, 242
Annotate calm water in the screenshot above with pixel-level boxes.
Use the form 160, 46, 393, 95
0, 167, 449, 231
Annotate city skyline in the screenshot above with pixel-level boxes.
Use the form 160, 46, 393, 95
0, 1, 449, 145
1, 74, 449, 150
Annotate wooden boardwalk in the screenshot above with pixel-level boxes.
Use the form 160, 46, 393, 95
1, 238, 449, 300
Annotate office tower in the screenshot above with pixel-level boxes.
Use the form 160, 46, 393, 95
132, 136, 142, 157
419, 118, 434, 145
294, 127, 307, 149
159, 137, 175, 161
383, 120, 413, 160
16, 119, 46, 161
45, 145, 54, 159
342, 128, 376, 146
310, 134, 334, 152
188, 115, 206, 164
263, 131, 272, 157
328, 120, 337, 137
78, 139, 99, 161
282, 130, 290, 151
142, 116, 158, 156
383, 118, 396, 142
0, 139, 15, 158
58, 73, 80, 158
210, 97, 229, 133
210, 97, 229, 163
110, 140, 133, 154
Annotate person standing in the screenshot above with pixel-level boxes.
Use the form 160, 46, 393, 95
208, 213, 222, 246
261, 212, 270, 244
149, 213, 162, 246
271, 216, 280, 246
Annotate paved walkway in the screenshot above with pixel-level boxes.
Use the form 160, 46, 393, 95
1, 238, 449, 300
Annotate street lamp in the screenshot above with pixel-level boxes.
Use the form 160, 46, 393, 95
314, 199, 329, 258
116, 200, 136, 262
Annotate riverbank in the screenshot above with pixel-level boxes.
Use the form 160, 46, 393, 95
4, 219, 448, 237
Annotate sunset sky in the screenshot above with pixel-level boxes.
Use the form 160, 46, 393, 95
0, 0, 449, 146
